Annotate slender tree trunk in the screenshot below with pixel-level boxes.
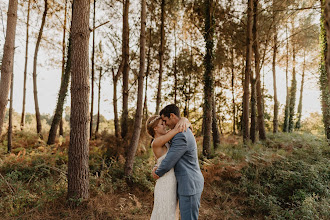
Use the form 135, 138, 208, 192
112, 61, 123, 138
95, 67, 102, 137
243, 0, 253, 143
8, 74, 13, 153
21, 0, 31, 130
250, 0, 258, 143
155, 0, 165, 114
272, 5, 278, 133
0, 0, 18, 137
174, 22, 177, 105
212, 94, 220, 149
253, 0, 266, 140
250, 76, 256, 143
288, 21, 297, 133
33, 0, 48, 137
203, 0, 214, 157
59, 0, 68, 136
231, 48, 236, 134
90, 0, 96, 140
47, 36, 72, 145
67, 0, 90, 202
283, 24, 290, 132
325, 0, 330, 90
143, 28, 152, 120
320, 0, 330, 140
121, 0, 130, 139
295, 51, 305, 129
124, 0, 146, 177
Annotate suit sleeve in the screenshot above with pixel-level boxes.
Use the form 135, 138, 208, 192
155, 132, 187, 177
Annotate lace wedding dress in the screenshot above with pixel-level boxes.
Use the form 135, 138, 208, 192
150, 143, 179, 220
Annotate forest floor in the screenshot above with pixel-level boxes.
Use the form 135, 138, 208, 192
0, 130, 329, 219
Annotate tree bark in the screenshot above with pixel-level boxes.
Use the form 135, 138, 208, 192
288, 21, 297, 133
8, 74, 13, 153
95, 67, 102, 137
124, 0, 146, 177
155, 0, 165, 114
143, 28, 152, 121
21, 0, 31, 130
174, 22, 177, 105
212, 94, 220, 149
90, 0, 96, 139
47, 35, 72, 145
243, 0, 253, 143
231, 48, 236, 134
0, 0, 18, 137
283, 24, 290, 132
32, 0, 48, 137
67, 0, 90, 202
320, 0, 330, 140
112, 61, 123, 138
272, 0, 279, 134
295, 51, 305, 129
121, 0, 130, 139
203, 0, 214, 157
253, 0, 266, 140
59, 0, 68, 137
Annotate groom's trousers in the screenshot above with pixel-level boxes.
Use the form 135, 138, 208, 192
178, 192, 202, 220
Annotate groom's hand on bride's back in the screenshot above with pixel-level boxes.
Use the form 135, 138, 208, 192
152, 166, 160, 179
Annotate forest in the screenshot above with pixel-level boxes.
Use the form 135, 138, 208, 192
0, 0, 329, 219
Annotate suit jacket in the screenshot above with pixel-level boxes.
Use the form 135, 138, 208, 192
155, 128, 204, 196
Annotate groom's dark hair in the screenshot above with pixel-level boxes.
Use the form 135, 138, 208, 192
159, 104, 181, 118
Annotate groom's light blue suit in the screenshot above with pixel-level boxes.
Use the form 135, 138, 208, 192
155, 128, 204, 220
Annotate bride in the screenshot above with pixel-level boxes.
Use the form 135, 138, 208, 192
146, 115, 191, 220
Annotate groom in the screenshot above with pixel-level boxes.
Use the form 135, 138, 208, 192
152, 104, 204, 220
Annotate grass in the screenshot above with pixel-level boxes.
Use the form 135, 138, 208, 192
0, 130, 329, 219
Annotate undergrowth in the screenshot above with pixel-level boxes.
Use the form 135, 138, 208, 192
0, 131, 328, 219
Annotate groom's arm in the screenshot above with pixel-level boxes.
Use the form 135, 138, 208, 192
155, 132, 187, 177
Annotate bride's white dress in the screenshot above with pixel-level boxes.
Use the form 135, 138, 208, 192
150, 143, 179, 220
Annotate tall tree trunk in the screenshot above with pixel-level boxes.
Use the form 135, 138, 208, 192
320, 0, 330, 140
8, 74, 13, 153
95, 67, 102, 137
21, 0, 31, 130
67, 0, 90, 202
59, 0, 68, 136
174, 22, 177, 105
155, 0, 165, 114
325, 0, 330, 90
283, 24, 290, 132
231, 47, 236, 134
295, 51, 305, 130
33, 0, 48, 137
250, 0, 257, 143
288, 21, 297, 133
121, 0, 130, 139
212, 94, 220, 149
143, 28, 152, 120
112, 61, 123, 138
250, 76, 256, 143
0, 0, 18, 136
47, 35, 72, 145
124, 0, 146, 177
243, 0, 253, 143
90, 0, 96, 139
202, 0, 214, 158
253, 0, 266, 140
272, 1, 278, 133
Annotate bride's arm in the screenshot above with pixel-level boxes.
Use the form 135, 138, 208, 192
152, 117, 191, 149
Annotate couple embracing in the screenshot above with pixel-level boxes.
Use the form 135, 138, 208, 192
147, 104, 204, 220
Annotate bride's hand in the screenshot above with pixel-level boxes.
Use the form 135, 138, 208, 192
175, 117, 191, 132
